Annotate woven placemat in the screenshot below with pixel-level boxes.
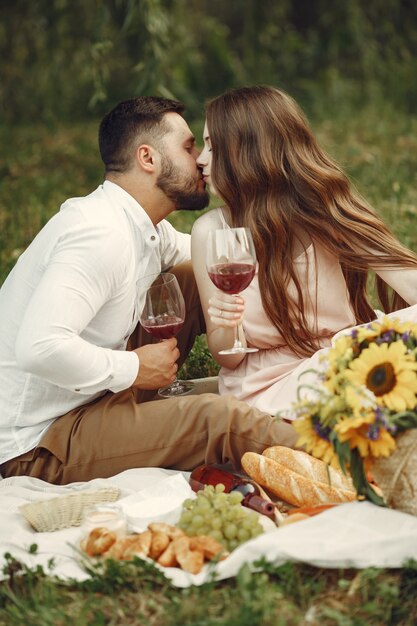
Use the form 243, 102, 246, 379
20, 486, 121, 532
372, 429, 417, 517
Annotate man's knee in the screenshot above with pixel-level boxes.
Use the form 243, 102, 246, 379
195, 393, 266, 424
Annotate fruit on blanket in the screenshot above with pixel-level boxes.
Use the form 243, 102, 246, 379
177, 483, 264, 551
189, 464, 276, 520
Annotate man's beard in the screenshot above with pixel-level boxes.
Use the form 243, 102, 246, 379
156, 156, 209, 211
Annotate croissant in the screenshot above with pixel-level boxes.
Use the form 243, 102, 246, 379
173, 535, 204, 575
84, 527, 117, 556
189, 535, 224, 560
121, 529, 152, 560
149, 530, 171, 560
157, 541, 178, 568
81, 522, 226, 575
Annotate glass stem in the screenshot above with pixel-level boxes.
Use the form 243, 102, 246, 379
233, 323, 244, 350
232, 294, 243, 349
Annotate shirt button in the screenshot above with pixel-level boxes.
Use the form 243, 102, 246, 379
150, 235, 156, 241
75, 388, 80, 392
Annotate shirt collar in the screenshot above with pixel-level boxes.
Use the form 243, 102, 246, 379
102, 180, 160, 249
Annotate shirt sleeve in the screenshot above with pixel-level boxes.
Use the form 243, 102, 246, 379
373, 267, 417, 305
14, 226, 139, 395
158, 220, 191, 270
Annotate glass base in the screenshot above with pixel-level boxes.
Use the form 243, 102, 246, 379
158, 380, 195, 398
218, 346, 259, 355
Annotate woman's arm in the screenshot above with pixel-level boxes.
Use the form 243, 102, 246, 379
191, 211, 246, 369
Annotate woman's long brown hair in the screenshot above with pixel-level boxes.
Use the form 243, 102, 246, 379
206, 85, 417, 357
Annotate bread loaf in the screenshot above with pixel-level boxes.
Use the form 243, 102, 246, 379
241, 449, 356, 508
263, 446, 355, 492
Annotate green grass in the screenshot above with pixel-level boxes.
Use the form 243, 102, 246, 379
313, 107, 417, 252
1, 553, 417, 625
1, 108, 417, 623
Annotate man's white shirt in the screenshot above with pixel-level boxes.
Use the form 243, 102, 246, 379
0, 181, 190, 464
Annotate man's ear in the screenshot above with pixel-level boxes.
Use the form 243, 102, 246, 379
136, 144, 158, 173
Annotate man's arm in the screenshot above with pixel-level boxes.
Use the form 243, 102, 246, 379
15, 229, 138, 395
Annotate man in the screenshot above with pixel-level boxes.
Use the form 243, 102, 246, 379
0, 96, 297, 485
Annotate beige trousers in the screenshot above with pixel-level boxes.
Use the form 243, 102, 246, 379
1, 262, 297, 484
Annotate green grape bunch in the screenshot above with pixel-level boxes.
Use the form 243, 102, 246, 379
177, 483, 264, 552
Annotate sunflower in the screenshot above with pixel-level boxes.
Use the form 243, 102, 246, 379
327, 335, 354, 373
293, 414, 340, 468
344, 340, 417, 412
336, 420, 397, 458
356, 316, 417, 344
343, 384, 376, 415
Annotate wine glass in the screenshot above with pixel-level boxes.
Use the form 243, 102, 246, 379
140, 273, 194, 397
206, 228, 259, 355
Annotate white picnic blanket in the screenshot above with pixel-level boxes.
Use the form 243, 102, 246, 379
1, 467, 417, 588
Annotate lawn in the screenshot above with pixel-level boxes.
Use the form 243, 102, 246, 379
1, 106, 417, 624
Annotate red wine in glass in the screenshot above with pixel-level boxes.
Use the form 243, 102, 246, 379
208, 263, 255, 294
140, 273, 194, 397
206, 228, 258, 355
141, 315, 184, 340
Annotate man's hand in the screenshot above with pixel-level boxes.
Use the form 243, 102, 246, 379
132, 338, 180, 389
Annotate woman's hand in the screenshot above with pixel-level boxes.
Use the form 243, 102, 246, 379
208, 293, 245, 328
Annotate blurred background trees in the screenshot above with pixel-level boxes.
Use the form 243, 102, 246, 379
1, 0, 416, 124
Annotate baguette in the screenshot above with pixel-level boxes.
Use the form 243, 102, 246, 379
241, 451, 356, 508
263, 446, 355, 492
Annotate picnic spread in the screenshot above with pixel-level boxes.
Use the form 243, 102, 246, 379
1, 459, 417, 589
3, 315, 417, 588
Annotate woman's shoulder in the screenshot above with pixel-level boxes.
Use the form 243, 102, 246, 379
191, 208, 224, 235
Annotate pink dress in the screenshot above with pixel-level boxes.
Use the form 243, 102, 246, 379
192, 207, 417, 417
219, 242, 357, 415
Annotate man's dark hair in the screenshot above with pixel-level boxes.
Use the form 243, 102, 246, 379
98, 96, 185, 174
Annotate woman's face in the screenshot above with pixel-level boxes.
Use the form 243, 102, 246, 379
196, 120, 218, 196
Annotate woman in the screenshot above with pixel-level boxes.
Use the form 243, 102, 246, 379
191, 85, 417, 416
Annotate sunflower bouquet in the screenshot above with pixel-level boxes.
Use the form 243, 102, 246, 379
290, 316, 417, 514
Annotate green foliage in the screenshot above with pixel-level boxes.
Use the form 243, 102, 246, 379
178, 335, 220, 380
0, 122, 101, 284
1, 554, 417, 625
1, 1, 417, 123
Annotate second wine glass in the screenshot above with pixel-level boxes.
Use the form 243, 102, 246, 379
140, 273, 194, 397
206, 227, 259, 355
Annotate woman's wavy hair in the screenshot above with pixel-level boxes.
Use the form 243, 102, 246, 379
206, 85, 417, 356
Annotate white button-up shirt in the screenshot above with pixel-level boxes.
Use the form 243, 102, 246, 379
0, 181, 191, 464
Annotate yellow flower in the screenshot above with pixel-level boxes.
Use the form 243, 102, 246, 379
337, 422, 396, 458
356, 316, 416, 343
290, 318, 417, 505
335, 412, 374, 437
293, 415, 340, 468
327, 336, 354, 373
344, 340, 417, 411
329, 335, 353, 359
368, 429, 397, 457
344, 385, 376, 415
